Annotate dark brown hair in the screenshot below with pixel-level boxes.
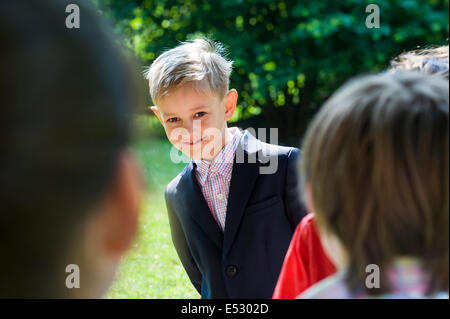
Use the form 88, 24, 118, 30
300, 71, 449, 295
0, 0, 144, 297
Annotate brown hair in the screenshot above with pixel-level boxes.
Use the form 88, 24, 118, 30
300, 71, 449, 295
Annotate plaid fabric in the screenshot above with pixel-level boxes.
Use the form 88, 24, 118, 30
298, 258, 449, 299
193, 127, 242, 232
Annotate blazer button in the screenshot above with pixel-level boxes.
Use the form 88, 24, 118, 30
226, 265, 238, 278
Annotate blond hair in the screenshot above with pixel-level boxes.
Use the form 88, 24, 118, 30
391, 45, 449, 79
301, 71, 449, 295
145, 38, 233, 104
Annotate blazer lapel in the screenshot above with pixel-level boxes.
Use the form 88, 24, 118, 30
222, 131, 262, 257
176, 161, 223, 249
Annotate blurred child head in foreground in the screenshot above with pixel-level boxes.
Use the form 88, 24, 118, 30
0, 0, 145, 297
300, 71, 449, 298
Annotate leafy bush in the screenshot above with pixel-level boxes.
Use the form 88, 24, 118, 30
94, 0, 449, 139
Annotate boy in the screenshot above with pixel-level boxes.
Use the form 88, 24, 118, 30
146, 38, 307, 298
298, 71, 449, 298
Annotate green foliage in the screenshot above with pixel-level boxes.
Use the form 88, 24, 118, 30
95, 0, 449, 138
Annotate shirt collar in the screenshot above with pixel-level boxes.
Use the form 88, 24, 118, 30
193, 127, 242, 186
385, 258, 431, 296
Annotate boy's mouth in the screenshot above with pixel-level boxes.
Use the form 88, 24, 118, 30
183, 136, 207, 146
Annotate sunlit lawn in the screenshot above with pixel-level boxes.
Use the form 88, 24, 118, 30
106, 138, 199, 299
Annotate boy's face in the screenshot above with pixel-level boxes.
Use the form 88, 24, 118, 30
152, 85, 237, 160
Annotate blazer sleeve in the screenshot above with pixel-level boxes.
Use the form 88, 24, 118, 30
165, 188, 202, 294
283, 147, 308, 230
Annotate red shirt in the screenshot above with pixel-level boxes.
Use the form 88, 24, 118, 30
273, 213, 337, 299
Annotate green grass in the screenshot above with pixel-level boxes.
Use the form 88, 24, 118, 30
106, 138, 199, 299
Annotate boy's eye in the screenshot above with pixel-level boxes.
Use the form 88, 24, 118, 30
194, 112, 206, 118
166, 117, 180, 123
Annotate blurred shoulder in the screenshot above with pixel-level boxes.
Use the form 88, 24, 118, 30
298, 271, 350, 299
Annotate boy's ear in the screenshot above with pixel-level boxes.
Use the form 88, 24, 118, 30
224, 89, 238, 121
149, 106, 165, 127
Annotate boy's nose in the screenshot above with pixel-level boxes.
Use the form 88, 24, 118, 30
183, 121, 202, 142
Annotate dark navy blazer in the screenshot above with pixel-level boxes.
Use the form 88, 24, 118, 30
165, 130, 307, 298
